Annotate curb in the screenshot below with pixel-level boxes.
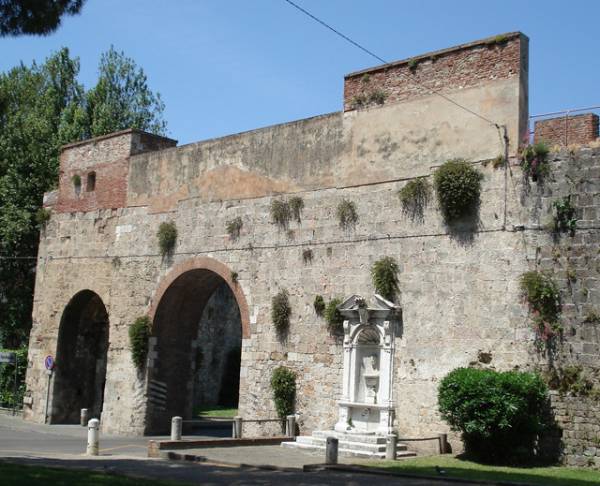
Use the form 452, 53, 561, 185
303, 464, 545, 486
162, 450, 304, 473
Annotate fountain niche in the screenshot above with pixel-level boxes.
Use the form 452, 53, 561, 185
334, 294, 400, 435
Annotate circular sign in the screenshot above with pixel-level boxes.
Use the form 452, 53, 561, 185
44, 355, 54, 370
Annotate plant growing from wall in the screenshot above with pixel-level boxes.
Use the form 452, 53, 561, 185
520, 142, 550, 181
270, 199, 291, 230
407, 58, 418, 71
157, 221, 177, 257
371, 256, 400, 301
552, 196, 577, 236
226, 216, 243, 240
336, 199, 358, 230
231, 271, 238, 284
289, 196, 304, 223
302, 248, 313, 264
325, 298, 344, 334
491, 155, 505, 169
368, 89, 386, 105
270, 366, 296, 419
520, 271, 561, 341
438, 367, 548, 464
71, 174, 81, 188
129, 316, 151, 370
34, 207, 51, 228
398, 177, 431, 221
313, 295, 325, 316
433, 159, 483, 222
271, 290, 291, 334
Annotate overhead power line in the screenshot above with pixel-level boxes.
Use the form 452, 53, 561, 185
283, 0, 501, 128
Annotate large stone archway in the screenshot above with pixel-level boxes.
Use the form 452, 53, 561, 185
146, 257, 250, 433
50, 290, 109, 424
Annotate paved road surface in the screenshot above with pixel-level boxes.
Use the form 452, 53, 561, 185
0, 413, 480, 485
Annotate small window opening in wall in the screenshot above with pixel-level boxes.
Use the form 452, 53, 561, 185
87, 172, 96, 192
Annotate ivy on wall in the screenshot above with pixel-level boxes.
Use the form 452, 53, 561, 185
129, 316, 151, 370
434, 159, 483, 222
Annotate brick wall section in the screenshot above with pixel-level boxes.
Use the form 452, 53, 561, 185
344, 32, 526, 111
534, 113, 599, 147
55, 129, 176, 213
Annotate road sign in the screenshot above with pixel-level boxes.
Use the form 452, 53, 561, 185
44, 355, 54, 370
0, 352, 15, 364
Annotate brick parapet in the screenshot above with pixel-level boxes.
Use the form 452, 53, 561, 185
343, 32, 527, 111
534, 113, 599, 147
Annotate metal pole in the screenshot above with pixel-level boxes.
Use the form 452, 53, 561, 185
325, 437, 338, 464
86, 418, 100, 456
170, 416, 182, 441
44, 370, 52, 424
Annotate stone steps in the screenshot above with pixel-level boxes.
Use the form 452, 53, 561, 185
311, 430, 388, 444
281, 439, 416, 459
295, 435, 408, 453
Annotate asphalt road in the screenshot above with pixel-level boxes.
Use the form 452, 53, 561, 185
0, 413, 478, 485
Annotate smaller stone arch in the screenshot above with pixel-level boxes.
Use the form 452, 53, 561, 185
149, 257, 250, 338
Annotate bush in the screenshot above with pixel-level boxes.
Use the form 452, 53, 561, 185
271, 290, 291, 334
271, 366, 296, 419
157, 221, 177, 257
226, 216, 243, 240
520, 271, 561, 340
289, 196, 304, 223
324, 298, 343, 333
336, 199, 358, 230
35, 207, 51, 228
434, 159, 483, 222
313, 295, 325, 316
0, 347, 27, 409
552, 196, 576, 236
521, 142, 550, 181
270, 199, 291, 229
438, 367, 549, 463
129, 316, 151, 369
398, 177, 431, 221
371, 256, 399, 301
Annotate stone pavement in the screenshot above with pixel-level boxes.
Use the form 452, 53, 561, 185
0, 413, 484, 485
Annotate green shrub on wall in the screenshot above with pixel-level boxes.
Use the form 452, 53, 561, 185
438, 367, 549, 464
35, 207, 52, 228
521, 142, 550, 181
271, 366, 296, 419
324, 298, 344, 333
129, 316, 151, 369
313, 295, 325, 316
371, 257, 399, 301
398, 177, 431, 221
157, 221, 177, 257
552, 196, 577, 236
289, 196, 304, 223
270, 199, 291, 229
336, 199, 358, 230
520, 271, 561, 341
433, 159, 483, 222
226, 216, 243, 240
271, 290, 291, 334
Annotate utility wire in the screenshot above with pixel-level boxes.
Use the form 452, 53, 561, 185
283, 0, 501, 129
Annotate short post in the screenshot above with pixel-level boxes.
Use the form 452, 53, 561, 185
233, 416, 243, 439
325, 437, 338, 465
80, 408, 89, 427
438, 433, 448, 454
285, 415, 296, 438
170, 416, 182, 441
86, 418, 100, 456
386, 433, 397, 460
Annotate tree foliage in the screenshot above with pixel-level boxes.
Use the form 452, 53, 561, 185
0, 0, 85, 37
0, 47, 167, 347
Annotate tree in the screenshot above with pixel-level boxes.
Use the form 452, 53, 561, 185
0, 0, 85, 37
0, 47, 167, 348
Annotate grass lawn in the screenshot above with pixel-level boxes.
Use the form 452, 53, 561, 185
194, 405, 237, 418
0, 462, 191, 486
359, 455, 600, 486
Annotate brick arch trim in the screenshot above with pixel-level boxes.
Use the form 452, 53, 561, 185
148, 257, 251, 339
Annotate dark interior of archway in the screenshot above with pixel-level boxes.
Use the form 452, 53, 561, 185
148, 269, 242, 433
51, 290, 109, 424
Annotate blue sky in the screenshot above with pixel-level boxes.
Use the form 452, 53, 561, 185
1, 0, 598, 144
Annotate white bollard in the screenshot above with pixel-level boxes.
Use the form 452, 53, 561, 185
80, 408, 89, 427
285, 415, 296, 438
386, 434, 397, 460
171, 416, 182, 441
325, 437, 338, 464
233, 416, 243, 439
86, 418, 100, 456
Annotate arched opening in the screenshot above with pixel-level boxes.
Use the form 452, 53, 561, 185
50, 290, 109, 424
147, 265, 245, 433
